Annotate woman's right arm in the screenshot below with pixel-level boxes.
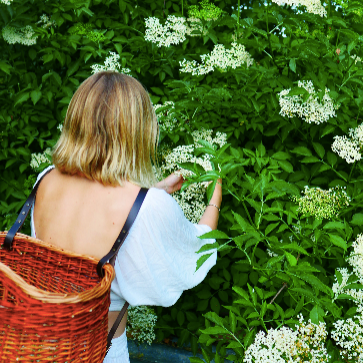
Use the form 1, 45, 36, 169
198, 179, 222, 231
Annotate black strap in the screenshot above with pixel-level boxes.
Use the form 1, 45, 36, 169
106, 302, 129, 353
96, 187, 148, 278
3, 167, 54, 250
102, 187, 148, 353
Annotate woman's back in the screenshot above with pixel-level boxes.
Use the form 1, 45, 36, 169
33, 167, 141, 260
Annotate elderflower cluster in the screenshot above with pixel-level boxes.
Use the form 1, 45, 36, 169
244, 315, 329, 363
127, 306, 157, 345
352, 54, 362, 64
30, 148, 52, 170
272, 0, 327, 17
278, 80, 338, 124
154, 101, 179, 132
158, 129, 226, 223
180, 43, 253, 76
70, 23, 106, 43
332, 304, 363, 362
188, 0, 223, 20
292, 185, 350, 220
91, 52, 131, 75
1, 0, 13, 4
332, 123, 363, 164
36, 14, 56, 29
2, 25, 38, 46
144, 16, 187, 47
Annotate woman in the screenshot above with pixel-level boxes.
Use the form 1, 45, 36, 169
31, 71, 222, 362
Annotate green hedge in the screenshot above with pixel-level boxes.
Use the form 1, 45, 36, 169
1, 0, 363, 362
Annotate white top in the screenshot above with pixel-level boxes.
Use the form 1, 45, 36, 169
30, 166, 217, 311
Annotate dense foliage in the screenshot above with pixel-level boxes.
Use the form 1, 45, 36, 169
1, 0, 363, 361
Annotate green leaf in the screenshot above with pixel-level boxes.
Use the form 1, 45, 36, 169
312, 142, 325, 159
200, 326, 226, 335
297, 273, 333, 297
14, 92, 30, 106
196, 242, 219, 254
265, 222, 279, 235
0, 61, 12, 75
150, 87, 164, 96
196, 253, 214, 271
198, 230, 229, 240
292, 146, 312, 156
31, 90, 42, 105
233, 286, 250, 301
284, 251, 297, 266
330, 234, 347, 251
289, 58, 296, 73
323, 221, 345, 230
351, 213, 363, 226
277, 160, 293, 173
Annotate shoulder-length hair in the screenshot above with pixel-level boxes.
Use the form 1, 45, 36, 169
52, 71, 158, 187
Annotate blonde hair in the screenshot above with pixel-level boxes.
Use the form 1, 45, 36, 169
53, 72, 158, 187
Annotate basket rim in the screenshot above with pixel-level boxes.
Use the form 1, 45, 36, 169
0, 231, 115, 304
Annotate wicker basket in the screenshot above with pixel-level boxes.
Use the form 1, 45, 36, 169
0, 231, 115, 362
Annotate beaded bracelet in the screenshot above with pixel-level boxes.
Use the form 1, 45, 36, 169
207, 203, 220, 212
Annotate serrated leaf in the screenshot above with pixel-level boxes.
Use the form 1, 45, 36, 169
292, 146, 312, 156
312, 142, 325, 159
31, 90, 42, 105
289, 58, 296, 73
265, 222, 279, 235
196, 253, 213, 272
198, 230, 229, 240
284, 251, 297, 266
330, 234, 347, 251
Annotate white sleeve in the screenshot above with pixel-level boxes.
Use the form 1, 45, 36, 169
110, 187, 217, 307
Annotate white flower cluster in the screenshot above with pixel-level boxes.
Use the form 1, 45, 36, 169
278, 80, 338, 124
154, 101, 179, 132
352, 54, 362, 64
272, 0, 327, 17
127, 306, 157, 345
30, 148, 52, 170
332, 304, 363, 362
244, 315, 329, 363
1, 0, 13, 4
332, 123, 363, 164
91, 52, 131, 75
144, 15, 187, 47
158, 129, 226, 223
331, 235, 363, 361
180, 43, 253, 76
292, 185, 350, 220
2, 25, 38, 46
37, 14, 56, 29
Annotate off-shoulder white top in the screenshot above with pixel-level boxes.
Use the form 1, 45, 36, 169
30, 166, 217, 311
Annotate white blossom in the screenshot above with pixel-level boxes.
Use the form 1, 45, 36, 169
127, 306, 157, 345
244, 315, 329, 363
272, 0, 327, 17
2, 25, 37, 46
91, 51, 131, 74
332, 267, 353, 298
278, 80, 338, 124
36, 14, 56, 29
332, 135, 361, 164
180, 43, 253, 76
351, 54, 362, 64
144, 15, 187, 47
158, 128, 226, 223
0, 0, 13, 4
154, 101, 179, 132
30, 148, 52, 170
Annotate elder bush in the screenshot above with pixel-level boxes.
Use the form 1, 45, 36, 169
1, 0, 363, 361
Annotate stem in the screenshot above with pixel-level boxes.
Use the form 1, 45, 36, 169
182, 0, 183, 16
269, 283, 287, 305
348, 162, 357, 182
237, 0, 240, 34
321, 160, 348, 182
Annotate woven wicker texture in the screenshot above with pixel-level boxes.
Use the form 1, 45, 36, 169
0, 232, 115, 362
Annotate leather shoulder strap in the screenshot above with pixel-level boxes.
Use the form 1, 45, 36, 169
3, 167, 54, 250
96, 187, 148, 278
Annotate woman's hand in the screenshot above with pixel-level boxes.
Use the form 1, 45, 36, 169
154, 173, 184, 194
